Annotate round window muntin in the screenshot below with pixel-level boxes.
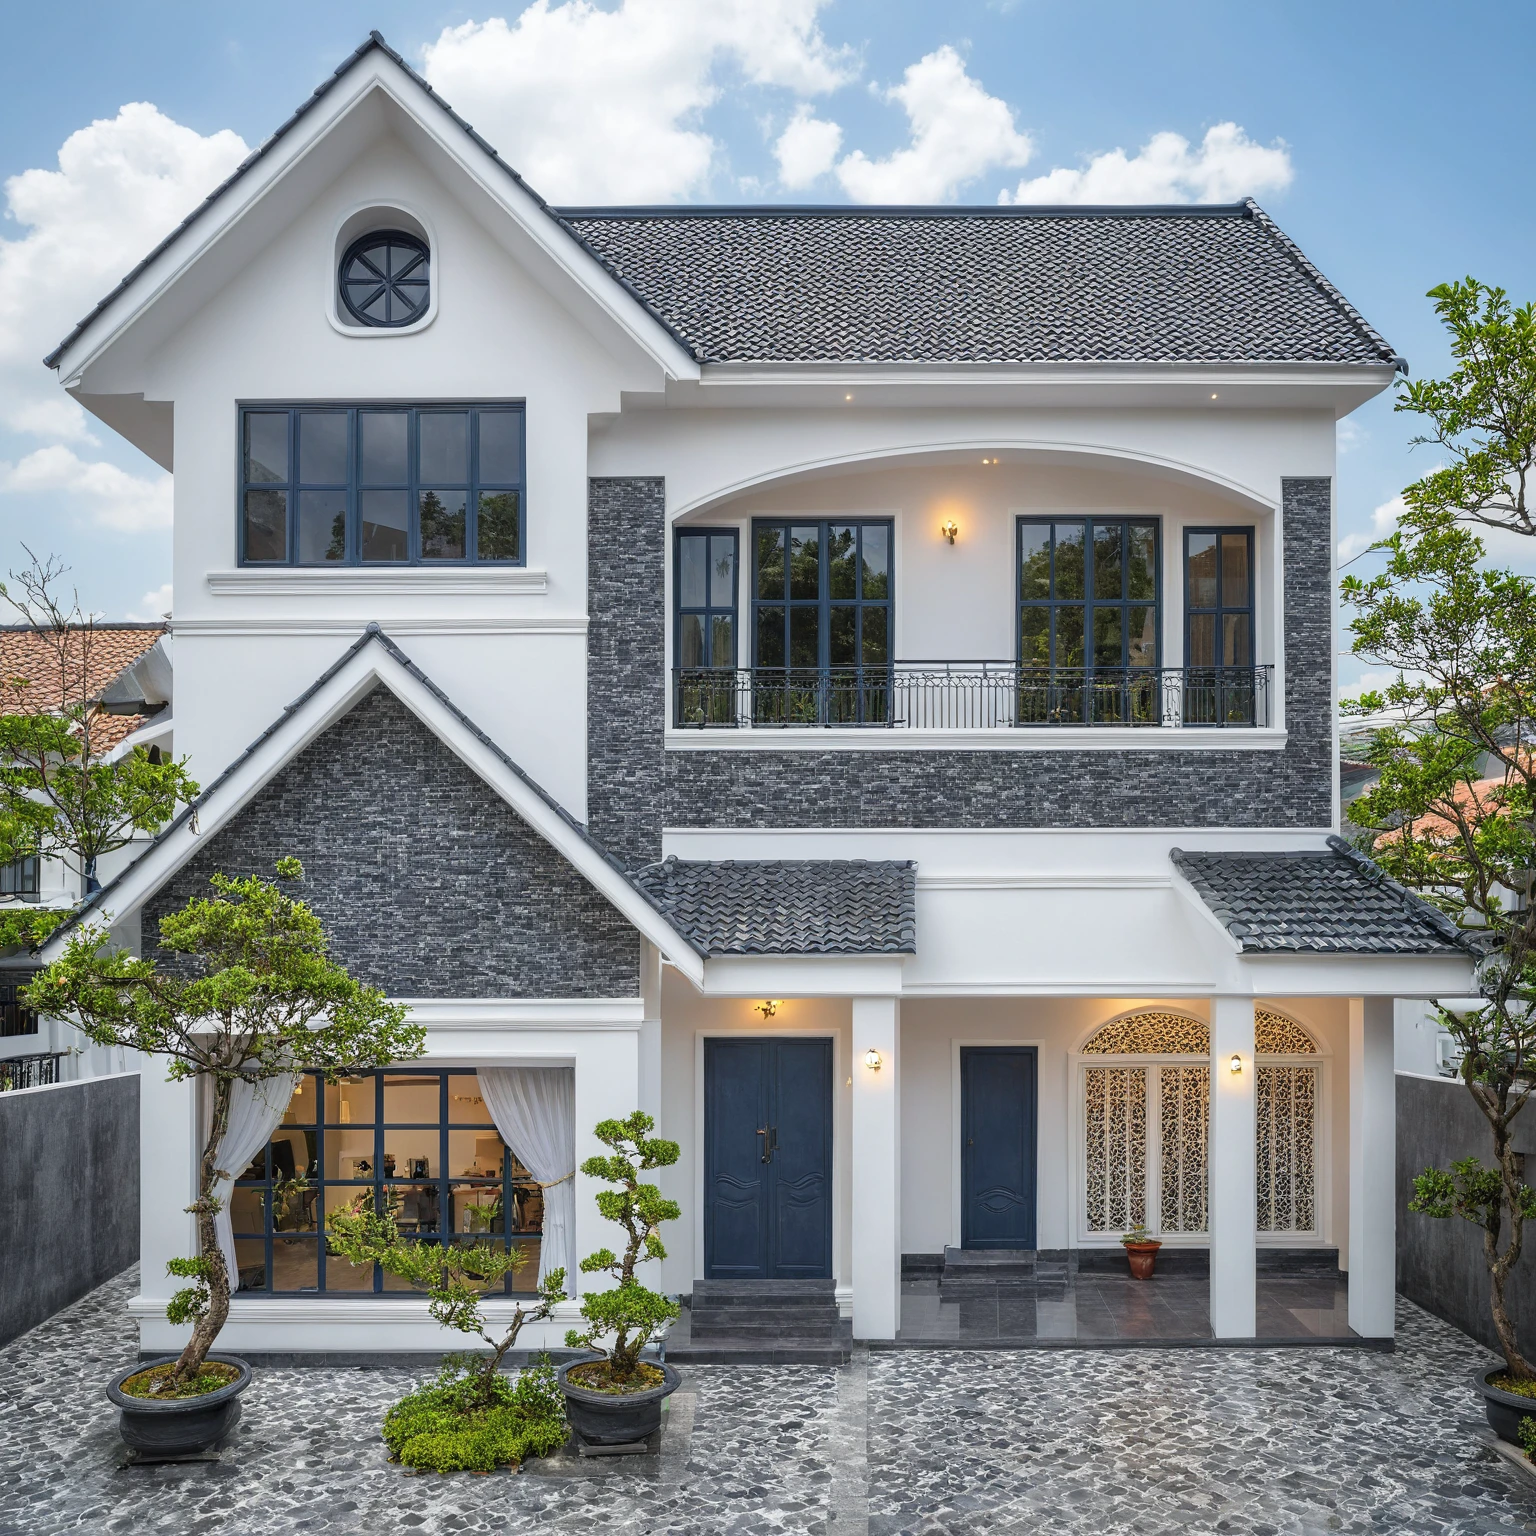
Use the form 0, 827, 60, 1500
338, 229, 431, 329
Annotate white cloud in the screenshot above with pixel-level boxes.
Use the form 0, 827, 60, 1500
1000, 122, 1291, 205
1337, 494, 1405, 564
833, 46, 1032, 203
1336, 419, 1364, 456
0, 102, 245, 548
422, 1, 853, 203
128, 581, 173, 621
0, 445, 172, 531
774, 105, 843, 190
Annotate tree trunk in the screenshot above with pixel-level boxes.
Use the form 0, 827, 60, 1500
170, 1074, 234, 1387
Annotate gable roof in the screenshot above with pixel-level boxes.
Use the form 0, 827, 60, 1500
45, 33, 697, 377
0, 623, 166, 750
559, 200, 1398, 367
633, 857, 916, 956
1170, 837, 1471, 956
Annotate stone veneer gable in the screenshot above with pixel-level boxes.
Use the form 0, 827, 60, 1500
144, 686, 641, 998
588, 477, 1334, 864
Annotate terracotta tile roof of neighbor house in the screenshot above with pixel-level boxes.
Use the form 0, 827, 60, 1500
633, 857, 918, 956
0, 624, 166, 751
1170, 837, 1469, 955
559, 200, 1396, 367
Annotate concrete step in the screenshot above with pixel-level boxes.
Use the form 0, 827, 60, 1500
665, 1337, 852, 1366
693, 1279, 836, 1301
690, 1305, 840, 1328
940, 1246, 1037, 1285
689, 1319, 844, 1341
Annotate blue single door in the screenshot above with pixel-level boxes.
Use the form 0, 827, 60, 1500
961, 1046, 1037, 1249
704, 1037, 832, 1279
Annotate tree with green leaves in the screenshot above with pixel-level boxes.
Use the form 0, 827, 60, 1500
27, 859, 423, 1391
0, 550, 196, 945
1344, 277, 1536, 1377
564, 1111, 680, 1387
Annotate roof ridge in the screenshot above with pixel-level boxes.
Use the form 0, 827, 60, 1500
1241, 199, 1398, 367
558, 202, 1254, 221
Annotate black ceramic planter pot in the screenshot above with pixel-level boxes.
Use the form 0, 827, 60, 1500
107, 1355, 252, 1458
557, 1359, 681, 1446
1476, 1366, 1536, 1443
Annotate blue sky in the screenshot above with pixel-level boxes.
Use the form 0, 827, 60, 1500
1, 0, 1531, 697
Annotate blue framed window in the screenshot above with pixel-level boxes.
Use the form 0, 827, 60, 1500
0, 856, 39, 900
0, 974, 37, 1038
1184, 528, 1253, 667
1017, 517, 1159, 724
675, 529, 738, 669
752, 520, 892, 724
239, 405, 525, 566
230, 1069, 544, 1295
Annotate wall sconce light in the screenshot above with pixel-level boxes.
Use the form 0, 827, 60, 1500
755, 1000, 778, 1018
864, 1048, 883, 1071
1229, 1053, 1243, 1074
940, 519, 959, 545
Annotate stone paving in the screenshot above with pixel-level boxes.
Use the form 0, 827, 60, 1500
2, 1268, 1535, 1535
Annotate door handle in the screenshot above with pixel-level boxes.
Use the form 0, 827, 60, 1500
758, 1127, 772, 1164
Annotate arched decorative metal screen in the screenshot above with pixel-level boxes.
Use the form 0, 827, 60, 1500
1159, 1066, 1209, 1232
1081, 1011, 1209, 1054
1081, 1007, 1319, 1238
1083, 1067, 1146, 1231
1255, 1008, 1318, 1054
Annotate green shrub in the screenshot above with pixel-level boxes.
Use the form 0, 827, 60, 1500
381, 1357, 568, 1474
1520, 1415, 1536, 1461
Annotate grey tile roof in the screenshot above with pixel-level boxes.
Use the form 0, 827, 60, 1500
559, 201, 1397, 367
1170, 837, 1472, 956
633, 857, 917, 956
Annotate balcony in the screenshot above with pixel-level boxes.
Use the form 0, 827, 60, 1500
672, 663, 1273, 731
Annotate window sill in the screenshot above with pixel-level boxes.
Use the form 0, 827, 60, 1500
664, 726, 1289, 752
207, 567, 548, 597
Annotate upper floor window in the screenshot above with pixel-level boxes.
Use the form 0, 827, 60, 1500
1018, 517, 1159, 673
752, 520, 892, 673
339, 231, 430, 328
240, 405, 524, 566
0, 856, 39, 901
675, 529, 738, 669
1184, 529, 1253, 668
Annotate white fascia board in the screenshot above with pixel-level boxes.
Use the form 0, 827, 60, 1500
52, 54, 697, 386
1232, 952, 1476, 999
390, 998, 644, 1030
37, 644, 706, 984
698, 954, 906, 998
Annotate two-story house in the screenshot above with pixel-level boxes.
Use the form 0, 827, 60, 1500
39, 34, 1473, 1358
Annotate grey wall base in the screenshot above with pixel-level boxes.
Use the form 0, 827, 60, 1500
1397, 1071, 1534, 1356
0, 1075, 138, 1347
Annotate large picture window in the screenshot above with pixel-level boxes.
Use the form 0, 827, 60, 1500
751, 519, 892, 723
1017, 517, 1159, 724
239, 405, 525, 566
230, 1069, 544, 1295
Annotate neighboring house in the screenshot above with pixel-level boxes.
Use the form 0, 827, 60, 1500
36, 34, 1473, 1356
0, 623, 171, 1076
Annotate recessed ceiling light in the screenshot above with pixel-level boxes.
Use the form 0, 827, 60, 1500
1211, 393, 1219, 400
845, 393, 853, 401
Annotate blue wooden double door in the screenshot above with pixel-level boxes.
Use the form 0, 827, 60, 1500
704, 1037, 833, 1279
961, 1046, 1038, 1249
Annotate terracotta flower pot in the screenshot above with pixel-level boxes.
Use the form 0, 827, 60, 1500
1123, 1241, 1162, 1280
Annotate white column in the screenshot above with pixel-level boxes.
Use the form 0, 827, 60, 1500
571, 1029, 641, 1297
1348, 996, 1396, 1338
136, 1065, 200, 1351
1209, 996, 1256, 1338
851, 996, 900, 1341
638, 940, 663, 1123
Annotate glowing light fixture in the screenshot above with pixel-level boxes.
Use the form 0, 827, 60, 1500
864, 1048, 883, 1071
755, 1000, 779, 1018
1229, 1053, 1242, 1074
1210, 393, 1219, 400
845, 393, 853, 401
940, 518, 959, 545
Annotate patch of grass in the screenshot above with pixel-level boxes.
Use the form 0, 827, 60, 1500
1492, 1374, 1536, 1400
566, 1360, 665, 1394
118, 1362, 241, 1399
382, 1359, 567, 1474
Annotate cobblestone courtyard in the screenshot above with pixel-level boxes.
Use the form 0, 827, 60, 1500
3, 1270, 1535, 1535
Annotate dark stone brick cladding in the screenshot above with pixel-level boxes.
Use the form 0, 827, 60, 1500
145, 687, 640, 997
588, 477, 1333, 840
588, 477, 668, 864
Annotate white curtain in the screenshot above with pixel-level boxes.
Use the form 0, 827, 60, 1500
477, 1067, 576, 1294
212, 1073, 300, 1291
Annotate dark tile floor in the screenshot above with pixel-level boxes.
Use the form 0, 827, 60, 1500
897, 1264, 1355, 1345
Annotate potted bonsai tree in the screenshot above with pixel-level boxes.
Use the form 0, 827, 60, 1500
557, 1111, 682, 1448
27, 858, 422, 1458
1121, 1225, 1162, 1280
326, 1202, 569, 1472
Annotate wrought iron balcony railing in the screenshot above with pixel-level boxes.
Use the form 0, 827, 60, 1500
672, 663, 1272, 730
0, 1051, 66, 1092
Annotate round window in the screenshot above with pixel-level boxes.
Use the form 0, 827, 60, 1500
338, 230, 430, 328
